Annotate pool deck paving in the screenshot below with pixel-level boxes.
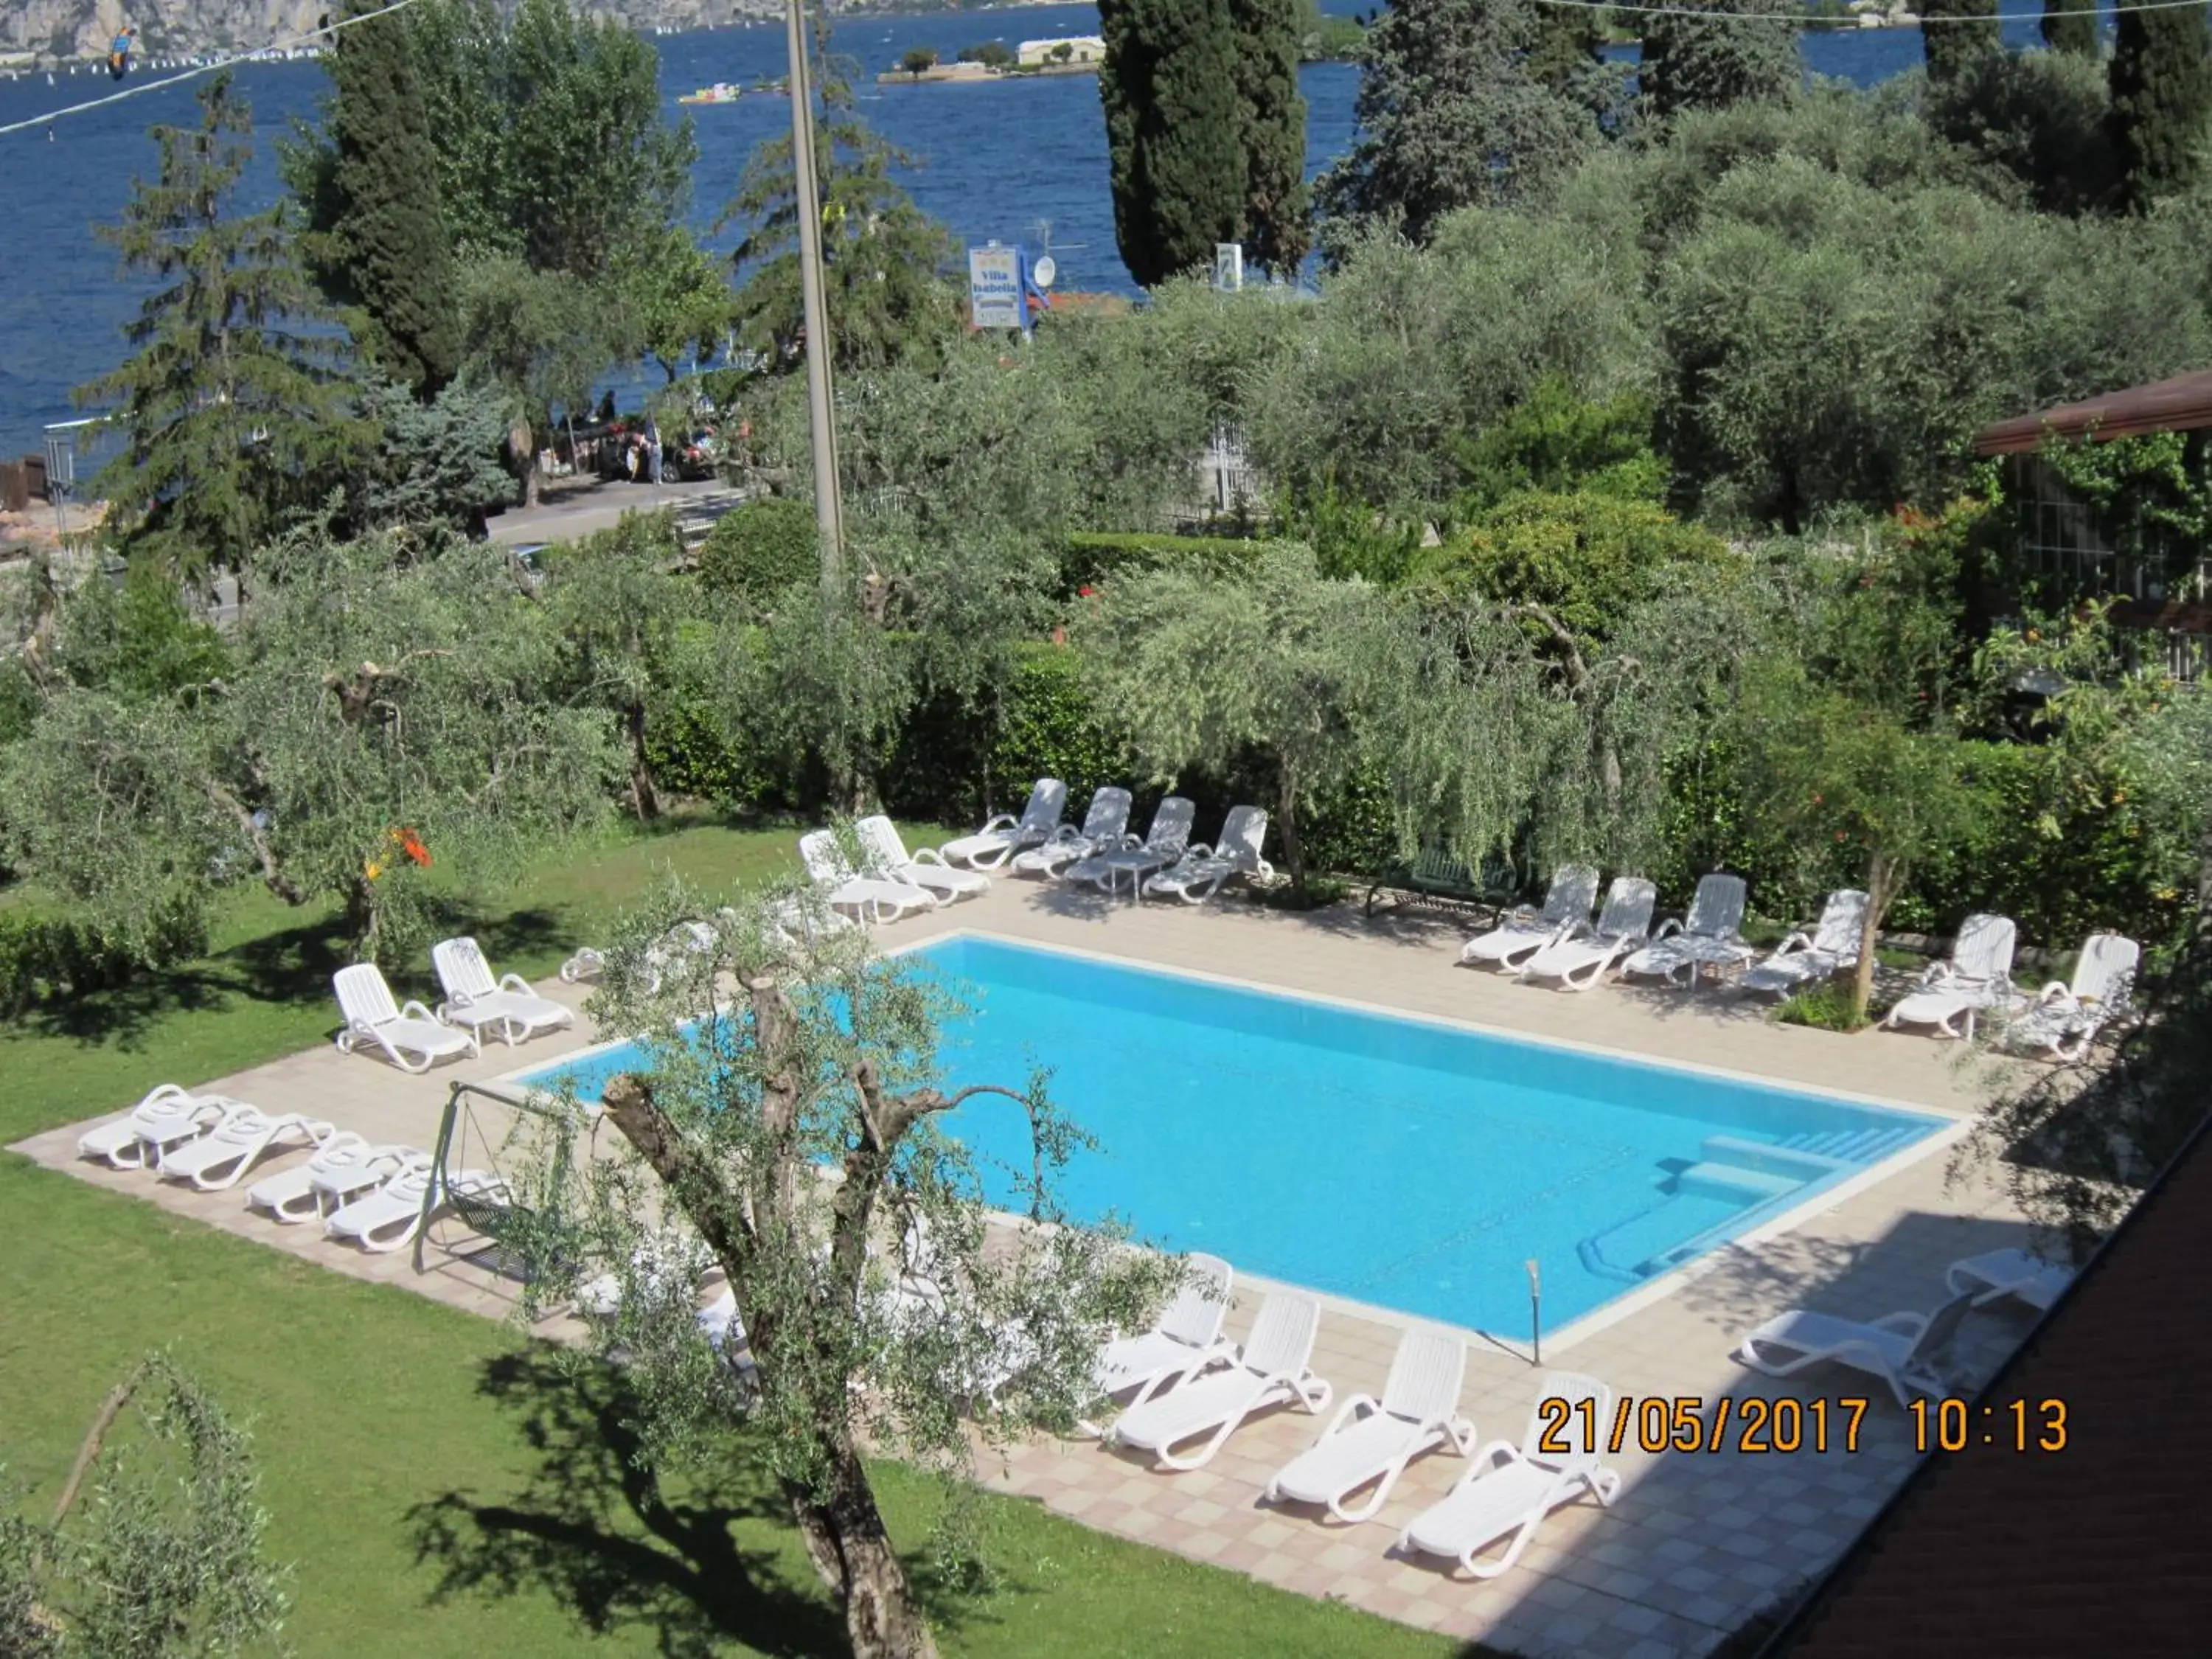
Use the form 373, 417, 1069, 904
13, 880, 2053, 1659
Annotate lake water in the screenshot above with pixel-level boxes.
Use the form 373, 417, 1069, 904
0, 5, 2070, 454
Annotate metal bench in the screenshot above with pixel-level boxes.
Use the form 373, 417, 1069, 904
1364, 845, 1517, 920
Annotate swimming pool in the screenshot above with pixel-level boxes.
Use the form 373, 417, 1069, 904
512, 933, 1945, 1334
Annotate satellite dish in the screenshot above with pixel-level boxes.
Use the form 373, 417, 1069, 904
1032, 254, 1057, 290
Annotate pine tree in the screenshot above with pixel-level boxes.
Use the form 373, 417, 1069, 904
2042, 0, 2098, 58
2110, 2, 2212, 209
1527, 0, 1604, 91
1229, 0, 1312, 275
1317, 0, 1593, 247
78, 75, 361, 578
1921, 0, 2003, 87
298, 0, 461, 395
1099, 0, 1253, 285
1639, 0, 1800, 124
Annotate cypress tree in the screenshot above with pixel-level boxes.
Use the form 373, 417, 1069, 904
2042, 0, 2098, 58
77, 75, 362, 577
1099, 0, 1253, 286
1639, 0, 1800, 124
2110, 1, 2212, 209
304, 0, 461, 395
1920, 0, 2003, 87
1229, 0, 1312, 276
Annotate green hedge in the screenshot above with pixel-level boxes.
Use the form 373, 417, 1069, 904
1059, 530, 1263, 595
698, 499, 819, 611
0, 903, 208, 1018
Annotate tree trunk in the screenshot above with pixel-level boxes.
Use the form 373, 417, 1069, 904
1852, 849, 1902, 1026
625, 697, 661, 820
785, 1436, 939, 1659
1277, 767, 1305, 896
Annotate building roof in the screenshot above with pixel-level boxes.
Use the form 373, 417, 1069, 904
1975, 368, 2212, 454
1764, 1109, 2212, 1658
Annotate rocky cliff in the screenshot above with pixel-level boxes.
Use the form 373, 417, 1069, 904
0, 1, 796, 63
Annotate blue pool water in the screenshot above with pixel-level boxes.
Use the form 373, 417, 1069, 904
515, 935, 1942, 1332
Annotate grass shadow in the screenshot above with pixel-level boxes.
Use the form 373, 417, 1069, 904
405, 1348, 846, 1659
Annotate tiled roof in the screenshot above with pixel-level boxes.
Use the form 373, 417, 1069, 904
1975, 368, 2212, 453
1765, 1111, 2212, 1658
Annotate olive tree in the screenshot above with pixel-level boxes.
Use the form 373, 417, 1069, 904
507, 885, 1177, 1659
0, 526, 620, 964
0, 1354, 288, 1659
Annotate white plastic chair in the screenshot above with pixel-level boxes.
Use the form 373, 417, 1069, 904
855, 815, 990, 902
155, 1106, 334, 1191
431, 938, 574, 1048
1266, 1329, 1473, 1523
77, 1085, 229, 1170
1947, 1248, 2075, 1312
1518, 877, 1658, 991
1620, 874, 1752, 987
1740, 890, 1870, 998
1733, 1291, 1976, 1409
332, 964, 476, 1073
798, 831, 940, 925
1106, 1292, 1332, 1471
1397, 1372, 1623, 1579
1012, 787, 1133, 878
937, 778, 1068, 870
1143, 806, 1273, 904
1460, 866, 1600, 970
247, 1136, 419, 1223
1882, 914, 2018, 1041
2000, 932, 2139, 1061
1067, 796, 1197, 900
1088, 1253, 1237, 1423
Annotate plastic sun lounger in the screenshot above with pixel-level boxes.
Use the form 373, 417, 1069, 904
247, 1136, 419, 1223
937, 777, 1068, 871
1732, 1291, 1977, 1410
325, 1161, 506, 1255
1518, 877, 1658, 991
155, 1107, 335, 1192
855, 815, 990, 902
1266, 1329, 1474, 1524
1459, 865, 1600, 971
431, 937, 574, 1048
1011, 787, 1133, 878
333, 963, 477, 1073
1947, 1248, 2076, 1313
798, 830, 940, 925
1397, 1372, 1622, 1579
1106, 1292, 1332, 1471
77, 1085, 230, 1170
1739, 890, 1870, 998
1881, 914, 2018, 1042
1077, 1253, 1236, 1433
2000, 932, 2141, 1062
1067, 796, 1197, 900
1142, 806, 1273, 904
1619, 874, 1753, 987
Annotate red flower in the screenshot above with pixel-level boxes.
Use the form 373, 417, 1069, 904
394, 827, 431, 869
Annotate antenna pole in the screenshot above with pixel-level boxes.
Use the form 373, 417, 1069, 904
785, 0, 844, 598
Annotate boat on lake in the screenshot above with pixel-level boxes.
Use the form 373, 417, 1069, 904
678, 82, 741, 105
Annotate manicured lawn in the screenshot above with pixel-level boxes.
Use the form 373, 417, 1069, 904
0, 817, 1464, 1659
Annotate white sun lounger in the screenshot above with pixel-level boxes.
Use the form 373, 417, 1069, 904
1397, 1372, 1623, 1579
1519, 877, 1657, 991
1620, 874, 1753, 987
1267, 1330, 1473, 1523
1882, 914, 2018, 1041
247, 1136, 420, 1223
1107, 1291, 1332, 1470
798, 830, 939, 924
1012, 787, 1133, 878
2000, 932, 2140, 1062
325, 1161, 504, 1255
77, 1085, 230, 1170
1740, 890, 1870, 998
855, 815, 991, 902
1067, 796, 1197, 900
1733, 1290, 1975, 1409
1144, 806, 1273, 904
431, 938, 575, 1048
155, 1106, 335, 1191
1459, 865, 1600, 970
1947, 1248, 2075, 1312
1089, 1253, 1237, 1422
937, 777, 1068, 870
333, 963, 477, 1073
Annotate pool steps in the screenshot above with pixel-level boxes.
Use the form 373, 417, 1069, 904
1578, 1125, 1927, 1281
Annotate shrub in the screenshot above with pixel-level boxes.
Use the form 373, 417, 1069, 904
1774, 982, 1869, 1032
1060, 530, 1263, 597
698, 499, 819, 611
0, 900, 208, 1017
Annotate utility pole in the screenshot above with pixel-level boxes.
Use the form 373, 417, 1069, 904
785, 0, 844, 599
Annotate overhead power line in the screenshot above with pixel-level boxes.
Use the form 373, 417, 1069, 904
0, 0, 432, 139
